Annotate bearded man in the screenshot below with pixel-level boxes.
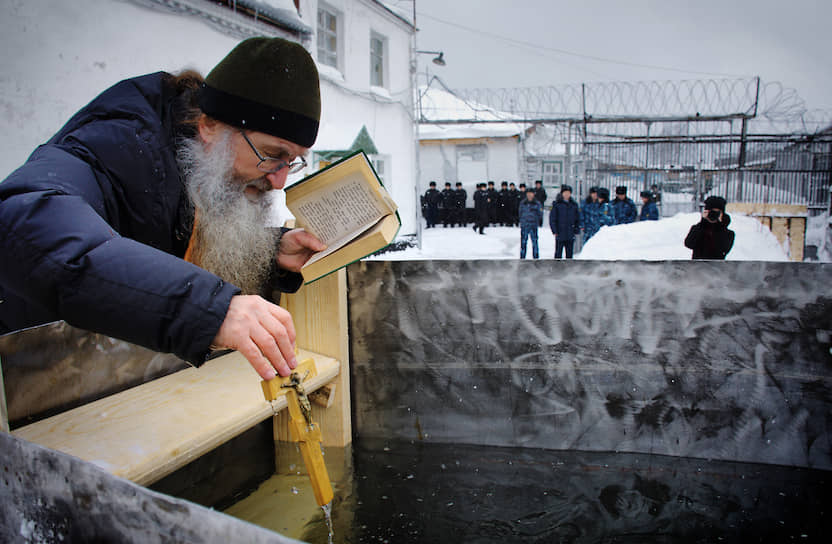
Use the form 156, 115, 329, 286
0, 37, 326, 381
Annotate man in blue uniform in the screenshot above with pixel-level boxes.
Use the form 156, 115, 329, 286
612, 186, 637, 225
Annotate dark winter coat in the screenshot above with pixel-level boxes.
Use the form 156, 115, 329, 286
549, 194, 581, 240
518, 198, 543, 227
640, 200, 659, 221
534, 187, 547, 207
612, 197, 638, 224
0, 72, 299, 366
441, 188, 456, 209
684, 214, 735, 259
454, 188, 467, 209
424, 188, 442, 209
473, 189, 489, 220
580, 200, 601, 240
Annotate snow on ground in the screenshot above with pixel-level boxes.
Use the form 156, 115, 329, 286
806, 212, 832, 262
375, 212, 791, 261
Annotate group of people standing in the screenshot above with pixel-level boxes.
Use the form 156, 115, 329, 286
422, 179, 549, 232
423, 180, 664, 260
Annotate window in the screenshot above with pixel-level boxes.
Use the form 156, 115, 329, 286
370, 33, 386, 88
371, 155, 389, 184
542, 160, 563, 189
317, 6, 338, 69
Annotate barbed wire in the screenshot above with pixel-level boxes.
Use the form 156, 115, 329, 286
431, 77, 831, 135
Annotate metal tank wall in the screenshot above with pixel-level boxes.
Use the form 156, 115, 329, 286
347, 260, 832, 470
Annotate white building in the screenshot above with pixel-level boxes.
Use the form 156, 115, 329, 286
418, 83, 527, 200
0, 0, 418, 234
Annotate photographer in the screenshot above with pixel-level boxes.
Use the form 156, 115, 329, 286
684, 196, 735, 259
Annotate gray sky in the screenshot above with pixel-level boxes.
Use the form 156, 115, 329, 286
408, 0, 832, 114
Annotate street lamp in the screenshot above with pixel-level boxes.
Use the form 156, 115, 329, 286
416, 50, 446, 66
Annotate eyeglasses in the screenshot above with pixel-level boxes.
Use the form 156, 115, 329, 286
240, 131, 307, 174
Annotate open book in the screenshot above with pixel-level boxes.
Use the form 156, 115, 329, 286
285, 150, 400, 283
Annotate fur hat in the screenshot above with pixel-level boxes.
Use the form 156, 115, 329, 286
615, 186, 627, 195
561, 184, 573, 193
199, 37, 320, 147
704, 196, 727, 210
640, 190, 652, 199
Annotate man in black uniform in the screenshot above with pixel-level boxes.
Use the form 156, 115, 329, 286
486, 181, 498, 226
473, 183, 489, 234
441, 182, 456, 227
534, 180, 547, 226
454, 182, 467, 227
508, 182, 520, 226
424, 181, 441, 228
497, 181, 511, 226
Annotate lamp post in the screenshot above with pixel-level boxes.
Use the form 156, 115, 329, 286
413, 50, 447, 250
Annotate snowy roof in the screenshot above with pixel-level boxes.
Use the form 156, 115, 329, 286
236, 0, 311, 33
375, 1, 415, 27
418, 85, 526, 141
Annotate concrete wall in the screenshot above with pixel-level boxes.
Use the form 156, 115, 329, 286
347, 259, 832, 470
0, 432, 299, 543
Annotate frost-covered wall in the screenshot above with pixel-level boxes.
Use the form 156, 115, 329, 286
0, 0, 244, 178
0, 0, 418, 234
348, 259, 832, 470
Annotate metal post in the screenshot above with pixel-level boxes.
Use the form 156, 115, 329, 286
565, 122, 572, 192
737, 117, 748, 202
1, 358, 9, 433
644, 121, 651, 192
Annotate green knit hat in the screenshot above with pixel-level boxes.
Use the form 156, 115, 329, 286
199, 37, 320, 147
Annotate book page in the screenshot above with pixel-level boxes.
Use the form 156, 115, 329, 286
292, 172, 388, 246
303, 216, 385, 267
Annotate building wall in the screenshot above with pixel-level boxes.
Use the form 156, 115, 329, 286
419, 136, 521, 197
0, 0, 418, 235
300, 0, 417, 234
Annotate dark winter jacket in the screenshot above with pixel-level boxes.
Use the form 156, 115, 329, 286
640, 200, 659, 221
549, 194, 581, 240
0, 72, 299, 366
441, 188, 456, 209
454, 188, 467, 209
684, 214, 735, 259
534, 187, 547, 207
424, 188, 442, 209
612, 197, 637, 224
518, 198, 543, 227
580, 200, 601, 240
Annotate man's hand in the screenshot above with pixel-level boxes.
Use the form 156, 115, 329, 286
276, 228, 326, 272
212, 295, 298, 380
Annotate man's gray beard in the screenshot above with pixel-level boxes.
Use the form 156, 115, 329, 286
177, 131, 279, 296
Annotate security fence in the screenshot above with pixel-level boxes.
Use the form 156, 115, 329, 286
424, 77, 832, 216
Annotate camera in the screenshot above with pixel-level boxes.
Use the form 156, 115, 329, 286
707, 209, 721, 221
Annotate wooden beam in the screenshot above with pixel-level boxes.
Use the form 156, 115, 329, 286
12, 349, 339, 486
0, 359, 8, 433
280, 268, 351, 447
789, 217, 806, 262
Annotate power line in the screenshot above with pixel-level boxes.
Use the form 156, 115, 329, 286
417, 11, 751, 79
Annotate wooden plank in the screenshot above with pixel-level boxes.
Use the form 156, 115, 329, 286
12, 349, 339, 486
0, 359, 8, 433
280, 268, 351, 447
789, 217, 806, 262
727, 203, 808, 217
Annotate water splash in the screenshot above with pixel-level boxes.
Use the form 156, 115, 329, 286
321, 502, 334, 544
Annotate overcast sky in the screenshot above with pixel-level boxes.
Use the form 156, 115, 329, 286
407, 0, 831, 114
